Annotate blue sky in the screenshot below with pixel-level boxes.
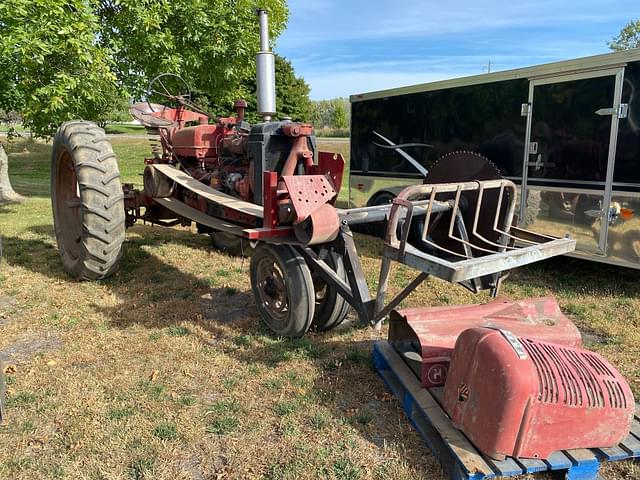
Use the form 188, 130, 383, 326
275, 1, 639, 100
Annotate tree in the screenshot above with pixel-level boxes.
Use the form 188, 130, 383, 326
329, 98, 349, 129
0, 0, 123, 137
310, 98, 350, 129
237, 54, 311, 123
609, 19, 640, 51
0, 143, 25, 204
0, 0, 288, 137
274, 55, 312, 122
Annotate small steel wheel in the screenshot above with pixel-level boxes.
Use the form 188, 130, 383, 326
250, 244, 315, 337
311, 251, 350, 331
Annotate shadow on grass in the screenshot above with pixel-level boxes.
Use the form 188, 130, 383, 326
1, 224, 258, 339
508, 254, 640, 298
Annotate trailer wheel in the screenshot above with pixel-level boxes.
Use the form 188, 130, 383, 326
250, 244, 315, 337
51, 120, 125, 280
311, 252, 350, 331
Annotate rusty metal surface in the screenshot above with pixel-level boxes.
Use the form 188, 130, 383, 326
442, 328, 635, 460
388, 297, 582, 388
423, 152, 506, 256
316, 151, 345, 195
293, 203, 340, 245
380, 179, 576, 286
282, 175, 337, 223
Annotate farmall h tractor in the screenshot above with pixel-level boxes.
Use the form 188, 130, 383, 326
50, 10, 575, 338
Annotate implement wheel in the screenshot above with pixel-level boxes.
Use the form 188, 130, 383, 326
311, 251, 350, 331
51, 120, 125, 280
250, 244, 315, 337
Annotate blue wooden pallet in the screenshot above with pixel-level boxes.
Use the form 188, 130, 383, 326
373, 341, 640, 480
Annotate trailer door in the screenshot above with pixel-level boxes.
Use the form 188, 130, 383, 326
520, 68, 625, 255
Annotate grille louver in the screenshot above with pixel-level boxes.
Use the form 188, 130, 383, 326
521, 339, 628, 409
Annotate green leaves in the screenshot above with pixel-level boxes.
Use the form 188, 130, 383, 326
0, 0, 289, 137
609, 19, 640, 51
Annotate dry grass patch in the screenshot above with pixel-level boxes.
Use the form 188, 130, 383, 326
1, 137, 638, 479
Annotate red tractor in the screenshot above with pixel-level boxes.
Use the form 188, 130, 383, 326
50, 10, 574, 338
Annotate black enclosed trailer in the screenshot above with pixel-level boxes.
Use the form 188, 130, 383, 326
349, 49, 640, 269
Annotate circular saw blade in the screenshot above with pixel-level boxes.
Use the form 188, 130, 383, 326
421, 151, 507, 258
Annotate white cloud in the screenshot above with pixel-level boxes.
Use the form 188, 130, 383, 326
278, 0, 636, 99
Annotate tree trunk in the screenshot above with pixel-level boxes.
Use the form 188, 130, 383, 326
0, 143, 25, 204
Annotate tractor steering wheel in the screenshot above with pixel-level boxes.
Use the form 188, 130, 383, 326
146, 73, 193, 113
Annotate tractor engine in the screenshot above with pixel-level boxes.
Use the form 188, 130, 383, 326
134, 106, 318, 206
168, 105, 254, 202
125, 9, 341, 247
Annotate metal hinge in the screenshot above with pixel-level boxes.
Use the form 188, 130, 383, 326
595, 103, 629, 118
521, 103, 531, 116
528, 142, 538, 154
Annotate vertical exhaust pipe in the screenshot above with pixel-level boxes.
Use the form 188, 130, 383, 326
256, 9, 276, 121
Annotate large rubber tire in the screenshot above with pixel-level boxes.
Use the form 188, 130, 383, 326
250, 244, 315, 337
51, 120, 125, 280
311, 252, 350, 332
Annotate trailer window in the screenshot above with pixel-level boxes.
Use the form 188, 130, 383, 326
527, 76, 615, 185
350, 79, 528, 178
615, 62, 640, 187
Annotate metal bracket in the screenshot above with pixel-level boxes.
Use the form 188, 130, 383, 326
595, 103, 629, 118
520, 103, 531, 116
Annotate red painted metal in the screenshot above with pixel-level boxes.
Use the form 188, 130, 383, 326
244, 226, 295, 240
263, 171, 278, 229
388, 297, 582, 387
280, 124, 315, 178
148, 105, 208, 128
442, 327, 635, 460
293, 203, 341, 245
315, 152, 346, 196
172, 124, 234, 159
281, 175, 338, 223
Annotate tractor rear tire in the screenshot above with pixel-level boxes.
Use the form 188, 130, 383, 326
51, 120, 125, 280
250, 244, 315, 337
311, 251, 350, 332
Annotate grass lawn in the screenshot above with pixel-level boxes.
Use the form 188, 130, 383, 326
104, 123, 147, 135
1, 136, 639, 479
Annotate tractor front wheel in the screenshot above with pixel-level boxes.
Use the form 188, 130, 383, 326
250, 244, 315, 337
51, 120, 125, 280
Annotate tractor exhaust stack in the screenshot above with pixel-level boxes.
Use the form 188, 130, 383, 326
256, 9, 276, 121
